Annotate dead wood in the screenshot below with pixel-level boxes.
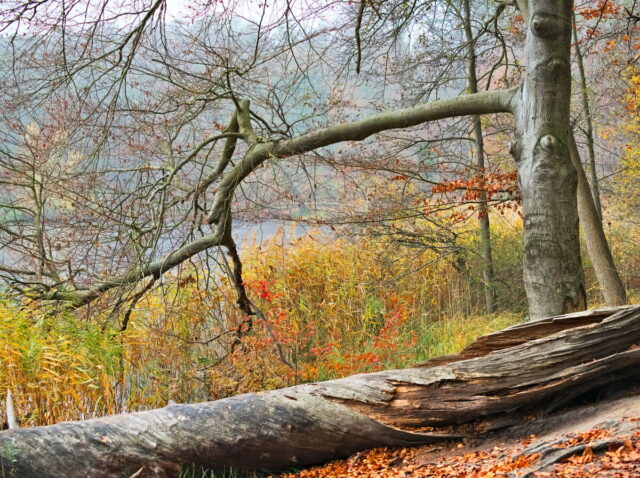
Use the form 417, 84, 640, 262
0, 305, 639, 477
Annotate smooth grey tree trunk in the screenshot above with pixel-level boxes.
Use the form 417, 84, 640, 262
513, 0, 586, 320
1, 305, 638, 477
463, 0, 496, 314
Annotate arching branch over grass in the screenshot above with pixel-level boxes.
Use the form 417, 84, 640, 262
46, 88, 517, 308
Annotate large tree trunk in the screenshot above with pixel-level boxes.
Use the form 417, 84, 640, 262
463, 0, 496, 314
513, 0, 586, 319
1, 305, 639, 477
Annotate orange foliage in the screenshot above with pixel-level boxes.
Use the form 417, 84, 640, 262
553, 428, 611, 448
577, 0, 622, 20
279, 421, 640, 478
430, 171, 520, 220
206, 231, 520, 396
278, 444, 540, 477
1, 230, 522, 425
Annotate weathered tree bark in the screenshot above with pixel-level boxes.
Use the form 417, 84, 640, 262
1, 305, 639, 477
463, 0, 496, 314
512, 0, 587, 319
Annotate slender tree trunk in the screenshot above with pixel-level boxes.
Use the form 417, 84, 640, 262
568, 132, 627, 305
572, 18, 602, 218
463, 0, 496, 314
513, 0, 586, 320
567, 19, 627, 306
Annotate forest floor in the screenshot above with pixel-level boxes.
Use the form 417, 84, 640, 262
277, 389, 640, 477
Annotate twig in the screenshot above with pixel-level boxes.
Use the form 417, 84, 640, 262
355, 1, 366, 74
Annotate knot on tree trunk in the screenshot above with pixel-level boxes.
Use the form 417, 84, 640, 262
530, 12, 566, 39
539, 134, 559, 152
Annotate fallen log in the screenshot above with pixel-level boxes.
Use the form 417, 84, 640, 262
1, 305, 639, 477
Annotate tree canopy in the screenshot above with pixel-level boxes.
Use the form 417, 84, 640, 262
0, 1, 635, 316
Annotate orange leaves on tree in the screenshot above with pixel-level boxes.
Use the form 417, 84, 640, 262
431, 171, 518, 200
577, 1, 622, 20
604, 39, 617, 52
430, 171, 520, 222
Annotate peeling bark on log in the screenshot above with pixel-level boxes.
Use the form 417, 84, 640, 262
1, 305, 639, 477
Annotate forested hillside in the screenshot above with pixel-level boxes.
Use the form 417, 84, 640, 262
0, 0, 640, 476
